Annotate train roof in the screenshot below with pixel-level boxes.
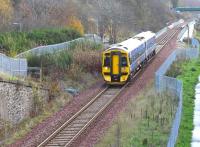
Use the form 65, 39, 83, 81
105, 31, 155, 53
135, 31, 155, 41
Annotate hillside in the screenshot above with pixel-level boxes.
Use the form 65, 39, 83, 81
0, 0, 178, 44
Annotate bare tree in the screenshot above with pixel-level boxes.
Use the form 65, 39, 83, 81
94, 0, 133, 43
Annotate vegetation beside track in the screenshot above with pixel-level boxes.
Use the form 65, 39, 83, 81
0, 40, 103, 145
0, 28, 81, 56
171, 59, 200, 147
96, 83, 178, 147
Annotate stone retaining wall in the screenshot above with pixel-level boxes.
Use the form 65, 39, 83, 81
0, 80, 49, 124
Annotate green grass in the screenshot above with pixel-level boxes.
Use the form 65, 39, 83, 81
96, 84, 178, 147
195, 31, 200, 41
0, 28, 81, 56
175, 59, 200, 147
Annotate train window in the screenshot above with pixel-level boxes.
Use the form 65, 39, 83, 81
104, 57, 110, 67
121, 57, 128, 67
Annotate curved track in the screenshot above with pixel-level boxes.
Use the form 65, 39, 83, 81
38, 25, 182, 147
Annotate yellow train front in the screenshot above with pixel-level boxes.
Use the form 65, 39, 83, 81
102, 49, 130, 85
102, 31, 156, 85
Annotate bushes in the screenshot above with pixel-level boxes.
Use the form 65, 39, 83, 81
67, 16, 84, 35
27, 51, 73, 71
73, 50, 101, 73
0, 28, 81, 56
27, 40, 102, 73
166, 59, 189, 78
26, 28, 81, 45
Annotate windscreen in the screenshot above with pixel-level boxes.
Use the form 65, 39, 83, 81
104, 56, 110, 67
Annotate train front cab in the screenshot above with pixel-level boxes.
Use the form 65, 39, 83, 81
102, 50, 130, 85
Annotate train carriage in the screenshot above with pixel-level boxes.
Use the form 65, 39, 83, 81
102, 31, 156, 85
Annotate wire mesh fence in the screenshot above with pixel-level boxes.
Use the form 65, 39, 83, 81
177, 27, 188, 41
16, 34, 102, 58
156, 20, 184, 39
155, 47, 199, 147
0, 53, 27, 77
156, 27, 168, 38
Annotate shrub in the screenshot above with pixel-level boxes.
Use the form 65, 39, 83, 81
73, 50, 101, 73
66, 63, 85, 82
0, 28, 82, 56
53, 51, 73, 71
67, 16, 84, 35
166, 59, 188, 78
27, 28, 81, 45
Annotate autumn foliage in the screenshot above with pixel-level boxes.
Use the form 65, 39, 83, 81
67, 16, 84, 35
0, 0, 13, 26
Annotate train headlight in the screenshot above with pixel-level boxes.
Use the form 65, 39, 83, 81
105, 67, 108, 70
122, 67, 126, 71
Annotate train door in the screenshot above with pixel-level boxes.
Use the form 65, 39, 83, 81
111, 52, 121, 82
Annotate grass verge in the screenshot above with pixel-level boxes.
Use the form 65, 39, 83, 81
96, 83, 178, 147
175, 59, 200, 147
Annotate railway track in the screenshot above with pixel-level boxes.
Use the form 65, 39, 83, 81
156, 27, 181, 53
38, 84, 128, 147
38, 25, 182, 147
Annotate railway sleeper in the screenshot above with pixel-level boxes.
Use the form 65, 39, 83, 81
46, 145, 63, 147
56, 133, 76, 137
72, 118, 89, 123
63, 127, 82, 131
47, 143, 65, 146
67, 123, 84, 128
51, 140, 68, 143
55, 136, 74, 139
59, 131, 78, 135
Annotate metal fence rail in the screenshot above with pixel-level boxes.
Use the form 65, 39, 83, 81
0, 53, 27, 77
156, 20, 184, 39
16, 34, 102, 58
155, 47, 199, 147
156, 27, 168, 38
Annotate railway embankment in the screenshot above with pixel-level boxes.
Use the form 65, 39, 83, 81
0, 37, 103, 146
0, 80, 49, 124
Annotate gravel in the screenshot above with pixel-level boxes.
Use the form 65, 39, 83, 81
9, 80, 105, 147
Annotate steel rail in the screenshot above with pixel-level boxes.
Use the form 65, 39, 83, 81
38, 83, 129, 147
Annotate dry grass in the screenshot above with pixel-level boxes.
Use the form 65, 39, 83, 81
73, 50, 101, 73
96, 83, 178, 147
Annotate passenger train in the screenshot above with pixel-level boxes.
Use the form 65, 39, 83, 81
102, 31, 156, 85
